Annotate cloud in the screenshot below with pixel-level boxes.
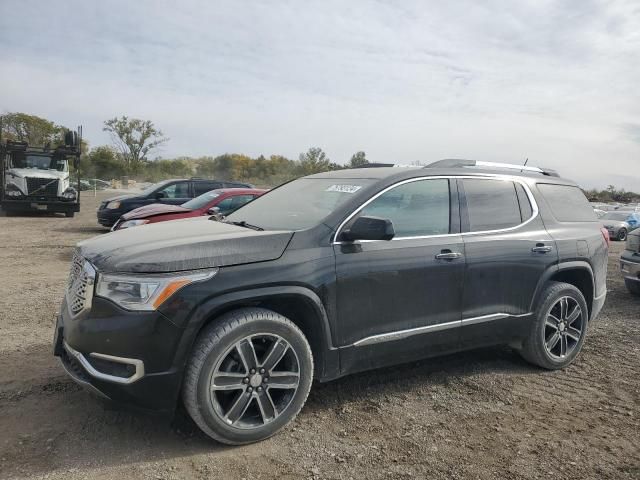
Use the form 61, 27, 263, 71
0, 0, 638, 189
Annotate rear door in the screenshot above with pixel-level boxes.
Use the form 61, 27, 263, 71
458, 177, 558, 347
335, 177, 466, 372
194, 181, 224, 196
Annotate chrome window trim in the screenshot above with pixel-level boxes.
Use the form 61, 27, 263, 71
332, 174, 539, 245
63, 341, 145, 384
351, 312, 531, 347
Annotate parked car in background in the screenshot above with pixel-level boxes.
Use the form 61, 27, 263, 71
97, 178, 253, 227
79, 178, 111, 191
113, 188, 267, 230
56, 159, 608, 445
594, 208, 606, 219
620, 229, 640, 296
600, 211, 640, 241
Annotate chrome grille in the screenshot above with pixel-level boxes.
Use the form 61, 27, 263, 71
26, 177, 59, 198
66, 251, 95, 316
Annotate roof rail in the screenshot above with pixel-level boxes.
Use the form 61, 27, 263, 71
425, 159, 559, 177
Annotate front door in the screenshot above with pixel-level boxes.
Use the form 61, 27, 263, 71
155, 181, 193, 205
334, 177, 465, 373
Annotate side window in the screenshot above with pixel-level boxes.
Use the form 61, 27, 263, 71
216, 195, 255, 214
515, 183, 533, 221
224, 182, 250, 188
537, 184, 596, 222
355, 179, 450, 237
215, 197, 233, 213
157, 183, 185, 198
463, 179, 522, 232
229, 194, 256, 211
194, 182, 222, 196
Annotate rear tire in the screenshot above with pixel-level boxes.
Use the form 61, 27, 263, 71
65, 212, 75, 218
617, 228, 627, 241
183, 308, 313, 445
625, 279, 640, 296
520, 281, 589, 370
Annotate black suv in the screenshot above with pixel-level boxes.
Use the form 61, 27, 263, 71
56, 160, 608, 445
97, 178, 252, 227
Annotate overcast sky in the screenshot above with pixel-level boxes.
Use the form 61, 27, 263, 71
1, 0, 638, 189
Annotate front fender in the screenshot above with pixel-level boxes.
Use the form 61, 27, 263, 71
167, 285, 337, 379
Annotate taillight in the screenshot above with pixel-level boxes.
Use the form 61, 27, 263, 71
600, 227, 610, 248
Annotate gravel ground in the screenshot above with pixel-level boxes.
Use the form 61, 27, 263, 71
0, 191, 638, 480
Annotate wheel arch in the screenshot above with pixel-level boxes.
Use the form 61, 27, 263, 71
531, 262, 595, 318
174, 286, 340, 383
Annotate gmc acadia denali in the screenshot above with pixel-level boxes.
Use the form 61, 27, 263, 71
54, 160, 608, 445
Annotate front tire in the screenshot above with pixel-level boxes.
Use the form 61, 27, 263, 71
183, 308, 313, 445
520, 281, 589, 370
65, 212, 75, 218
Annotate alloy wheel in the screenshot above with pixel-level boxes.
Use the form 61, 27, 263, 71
543, 296, 584, 359
209, 334, 300, 429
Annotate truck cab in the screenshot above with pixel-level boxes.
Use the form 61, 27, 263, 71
1, 130, 82, 217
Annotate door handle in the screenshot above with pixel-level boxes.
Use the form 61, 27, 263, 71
531, 244, 553, 253
435, 250, 463, 260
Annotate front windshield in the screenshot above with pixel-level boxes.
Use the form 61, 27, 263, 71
13, 154, 66, 171
226, 177, 374, 230
603, 212, 629, 221
182, 190, 222, 210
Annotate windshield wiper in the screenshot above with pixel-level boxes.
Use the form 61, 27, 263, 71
224, 220, 264, 231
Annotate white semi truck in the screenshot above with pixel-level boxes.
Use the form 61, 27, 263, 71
1, 128, 82, 217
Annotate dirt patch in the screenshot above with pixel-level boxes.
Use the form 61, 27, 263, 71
0, 192, 638, 479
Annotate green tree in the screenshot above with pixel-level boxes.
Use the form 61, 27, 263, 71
0, 112, 65, 146
83, 146, 127, 180
298, 147, 331, 175
349, 151, 368, 168
103, 116, 168, 172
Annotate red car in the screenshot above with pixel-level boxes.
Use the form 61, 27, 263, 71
112, 188, 267, 230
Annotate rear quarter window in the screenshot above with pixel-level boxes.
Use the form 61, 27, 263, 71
537, 184, 596, 222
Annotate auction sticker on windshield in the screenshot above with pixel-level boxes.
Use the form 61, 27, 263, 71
326, 185, 362, 194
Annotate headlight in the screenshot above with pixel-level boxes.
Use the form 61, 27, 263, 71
118, 219, 150, 229
96, 269, 217, 311
106, 201, 121, 209
62, 187, 77, 200
5, 184, 23, 197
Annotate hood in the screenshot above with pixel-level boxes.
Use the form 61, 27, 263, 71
78, 216, 293, 273
602, 220, 628, 228
8, 168, 68, 180
122, 203, 190, 220
103, 193, 137, 204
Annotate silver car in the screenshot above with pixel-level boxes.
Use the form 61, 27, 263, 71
601, 211, 640, 241
621, 229, 640, 296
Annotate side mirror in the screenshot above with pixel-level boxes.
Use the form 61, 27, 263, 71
207, 206, 221, 215
341, 216, 395, 242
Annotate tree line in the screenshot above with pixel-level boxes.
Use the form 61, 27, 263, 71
0, 112, 369, 187
584, 186, 640, 204
1, 112, 637, 198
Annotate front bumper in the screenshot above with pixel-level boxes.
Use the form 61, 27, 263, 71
2, 198, 80, 213
97, 208, 122, 227
53, 296, 186, 412
620, 252, 640, 285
